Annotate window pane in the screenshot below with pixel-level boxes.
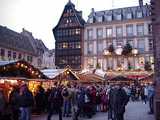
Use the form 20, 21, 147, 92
106, 28, 112, 37
137, 24, 144, 36
0, 49, 5, 56
88, 43, 93, 54
116, 27, 123, 37
126, 25, 133, 36
126, 13, 132, 19
116, 14, 122, 20
138, 39, 145, 52
97, 16, 103, 22
97, 28, 103, 39
13, 52, 16, 59
137, 12, 142, 18
98, 41, 103, 53
88, 29, 93, 40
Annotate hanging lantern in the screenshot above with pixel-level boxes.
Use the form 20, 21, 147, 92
32, 71, 35, 74
21, 64, 24, 67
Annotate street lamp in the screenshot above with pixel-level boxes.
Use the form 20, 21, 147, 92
132, 48, 138, 56
115, 46, 123, 55
103, 49, 111, 56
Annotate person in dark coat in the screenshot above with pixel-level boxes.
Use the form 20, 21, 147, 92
19, 84, 34, 120
47, 85, 63, 120
35, 85, 46, 114
113, 84, 128, 120
108, 85, 115, 120
74, 87, 85, 120
9, 86, 20, 120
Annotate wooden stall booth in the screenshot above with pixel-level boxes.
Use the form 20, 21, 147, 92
0, 60, 49, 98
41, 68, 80, 86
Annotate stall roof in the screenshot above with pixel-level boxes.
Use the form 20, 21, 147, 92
0, 60, 48, 79
41, 69, 64, 79
41, 68, 80, 80
0, 60, 17, 66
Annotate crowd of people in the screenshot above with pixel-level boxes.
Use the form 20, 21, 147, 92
0, 82, 155, 120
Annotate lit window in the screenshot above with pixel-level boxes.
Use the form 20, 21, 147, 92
106, 28, 112, 37
75, 42, 81, 48
62, 42, 68, 48
75, 29, 80, 35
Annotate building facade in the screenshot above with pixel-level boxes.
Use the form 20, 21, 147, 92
151, 0, 160, 119
0, 26, 48, 68
42, 49, 55, 69
53, 0, 85, 70
83, 4, 153, 71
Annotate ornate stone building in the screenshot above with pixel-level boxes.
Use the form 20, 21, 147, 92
53, 0, 85, 70
0, 26, 48, 68
83, 3, 153, 71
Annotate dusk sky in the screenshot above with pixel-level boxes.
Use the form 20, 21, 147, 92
0, 0, 150, 49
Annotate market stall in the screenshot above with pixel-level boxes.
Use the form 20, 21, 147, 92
0, 60, 49, 97
41, 68, 80, 86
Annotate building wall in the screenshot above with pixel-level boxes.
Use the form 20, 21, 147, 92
84, 13, 153, 71
0, 46, 37, 65
42, 51, 55, 69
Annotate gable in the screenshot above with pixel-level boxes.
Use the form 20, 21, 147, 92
54, 1, 85, 30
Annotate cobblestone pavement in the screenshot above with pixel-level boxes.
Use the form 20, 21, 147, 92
32, 101, 155, 120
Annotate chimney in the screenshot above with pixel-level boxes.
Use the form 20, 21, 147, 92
139, 0, 143, 7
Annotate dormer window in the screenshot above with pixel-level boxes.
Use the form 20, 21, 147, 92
116, 14, 122, 20
137, 11, 143, 18
88, 17, 93, 23
126, 13, 132, 19
106, 15, 112, 21
97, 16, 103, 22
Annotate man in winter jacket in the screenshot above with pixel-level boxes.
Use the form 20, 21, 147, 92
112, 84, 128, 120
19, 84, 34, 120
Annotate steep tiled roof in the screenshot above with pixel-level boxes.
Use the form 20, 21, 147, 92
87, 4, 151, 23
0, 26, 36, 55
